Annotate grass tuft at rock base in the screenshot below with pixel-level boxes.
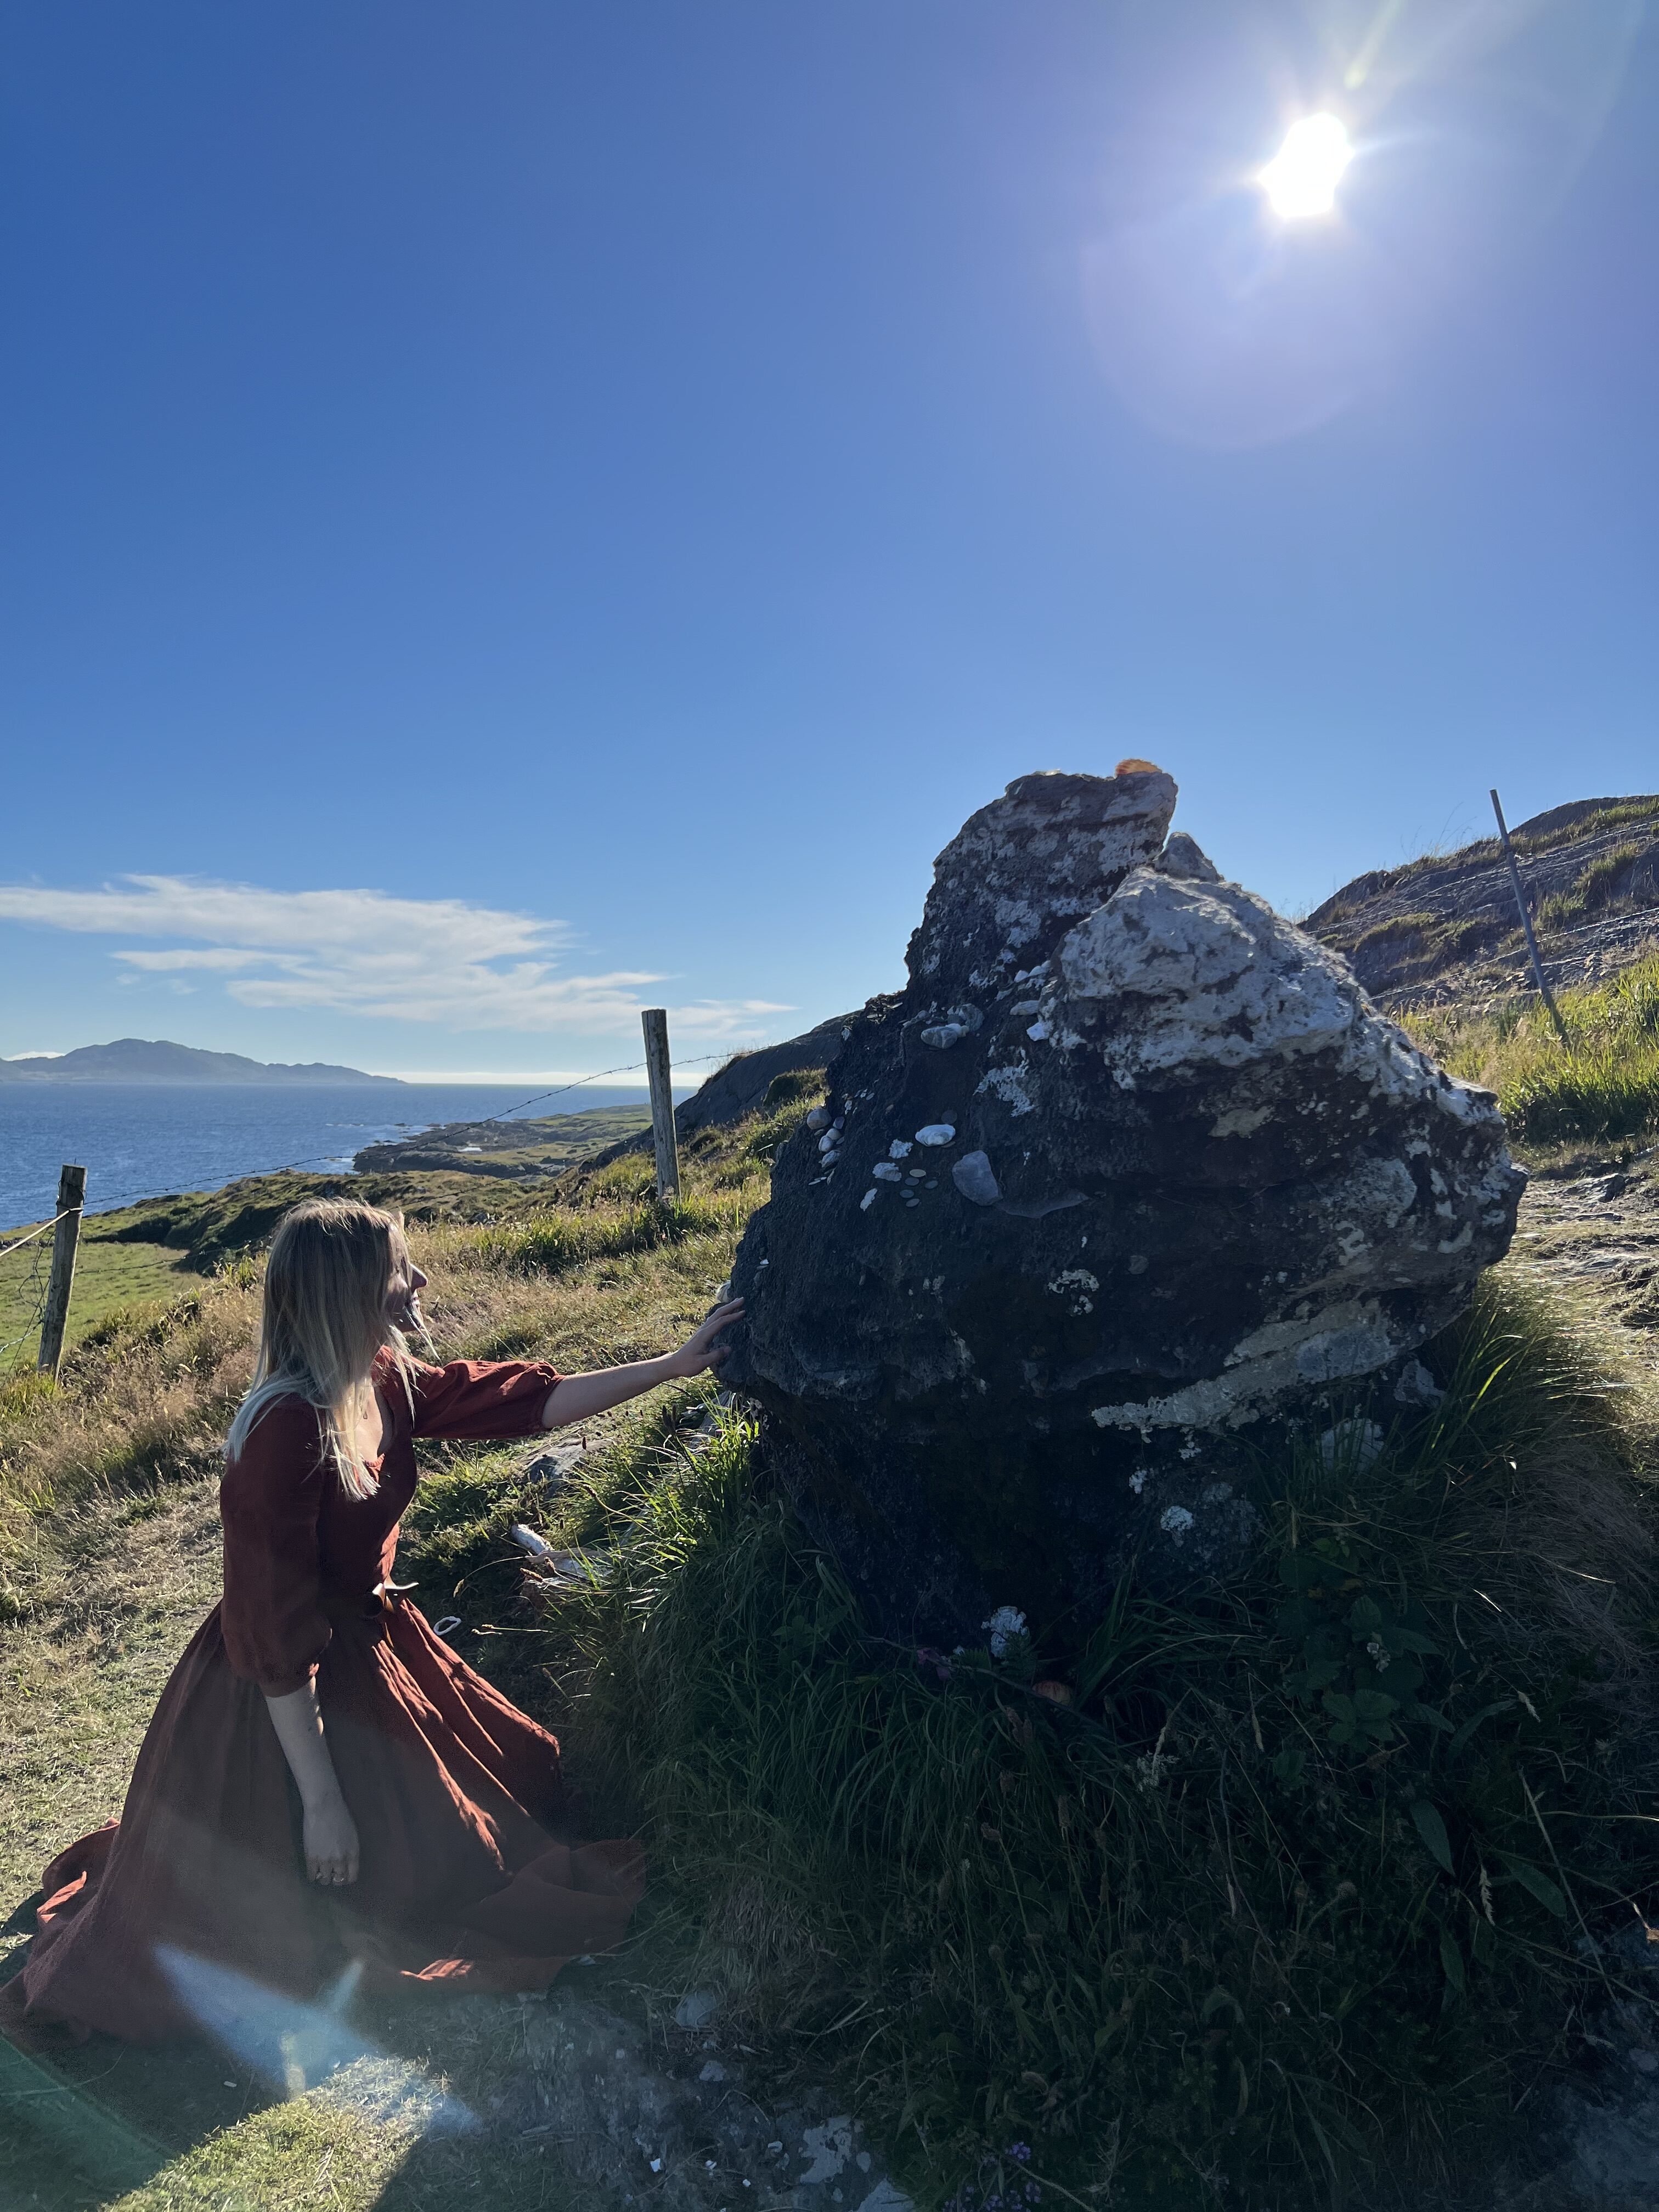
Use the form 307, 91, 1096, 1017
537, 1273, 1659, 2210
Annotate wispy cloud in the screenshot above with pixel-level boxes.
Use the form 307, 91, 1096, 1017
0, 875, 789, 1039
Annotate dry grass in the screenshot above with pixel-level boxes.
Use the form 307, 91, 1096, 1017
1408, 953, 1659, 1147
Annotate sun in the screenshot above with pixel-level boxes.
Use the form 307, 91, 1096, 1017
1259, 114, 1352, 219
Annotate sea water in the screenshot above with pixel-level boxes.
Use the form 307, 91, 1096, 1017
0, 1083, 654, 1233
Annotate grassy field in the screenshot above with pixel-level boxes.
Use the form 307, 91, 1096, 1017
2, 1058, 1657, 2210
1410, 951, 1659, 1149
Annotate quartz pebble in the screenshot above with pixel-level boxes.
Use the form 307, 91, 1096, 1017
919, 1023, 964, 1050
914, 1125, 956, 1147
951, 1150, 1001, 1206
860, 1189, 877, 1211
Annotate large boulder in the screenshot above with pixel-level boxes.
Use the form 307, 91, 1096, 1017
724, 770, 1525, 1648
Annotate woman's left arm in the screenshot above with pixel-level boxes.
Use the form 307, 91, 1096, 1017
540, 1300, 744, 1429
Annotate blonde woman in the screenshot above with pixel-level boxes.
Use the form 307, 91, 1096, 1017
2, 1198, 742, 2045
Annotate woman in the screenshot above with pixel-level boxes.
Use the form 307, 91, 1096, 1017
1, 1197, 742, 2046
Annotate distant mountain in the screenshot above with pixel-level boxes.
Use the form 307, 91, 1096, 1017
0, 1038, 406, 1086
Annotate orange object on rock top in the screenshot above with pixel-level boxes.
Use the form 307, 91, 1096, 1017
1114, 758, 1163, 776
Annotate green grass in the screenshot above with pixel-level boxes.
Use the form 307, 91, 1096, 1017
1413, 952, 1659, 1146
1536, 841, 1645, 934
0, 1226, 207, 1374
5, 1052, 1658, 2209
531, 1276, 1659, 2210
1352, 909, 1441, 952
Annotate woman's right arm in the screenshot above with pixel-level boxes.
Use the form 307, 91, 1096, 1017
222, 1401, 358, 1884
263, 1680, 359, 1884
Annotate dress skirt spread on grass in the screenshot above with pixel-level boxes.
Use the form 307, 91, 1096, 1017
0, 1353, 644, 2047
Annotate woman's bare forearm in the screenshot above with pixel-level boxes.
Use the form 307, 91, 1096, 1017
540, 1356, 679, 1430
539, 1300, 744, 1430
264, 1679, 345, 1809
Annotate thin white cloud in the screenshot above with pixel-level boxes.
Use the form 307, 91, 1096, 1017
0, 874, 790, 1040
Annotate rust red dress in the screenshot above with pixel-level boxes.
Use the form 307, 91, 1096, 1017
0, 1355, 642, 2047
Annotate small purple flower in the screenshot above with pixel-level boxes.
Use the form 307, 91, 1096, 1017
1007, 2142, 1032, 2164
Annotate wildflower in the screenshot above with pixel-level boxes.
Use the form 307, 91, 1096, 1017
1365, 1635, 1391, 1672
983, 1605, 1028, 1660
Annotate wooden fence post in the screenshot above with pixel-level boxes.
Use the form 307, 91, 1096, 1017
1489, 789, 1571, 1046
641, 1009, 681, 1201
37, 1163, 87, 1381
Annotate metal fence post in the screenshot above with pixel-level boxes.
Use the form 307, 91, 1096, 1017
1489, 789, 1570, 1046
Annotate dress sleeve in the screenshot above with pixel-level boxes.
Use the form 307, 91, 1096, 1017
408, 1358, 562, 1441
219, 1398, 334, 1697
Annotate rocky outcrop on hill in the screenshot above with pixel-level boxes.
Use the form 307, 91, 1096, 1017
1307, 796, 1659, 1005
724, 769, 1523, 1646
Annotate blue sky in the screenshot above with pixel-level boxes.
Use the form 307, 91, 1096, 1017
2, 1, 1655, 1079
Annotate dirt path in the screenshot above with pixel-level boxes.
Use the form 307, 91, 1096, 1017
1510, 1147, 1659, 1335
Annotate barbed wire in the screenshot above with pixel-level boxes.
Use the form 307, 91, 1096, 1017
0, 1210, 66, 1372
263, 1050, 741, 1176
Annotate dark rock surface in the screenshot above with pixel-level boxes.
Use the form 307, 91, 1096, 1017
724, 769, 1524, 1647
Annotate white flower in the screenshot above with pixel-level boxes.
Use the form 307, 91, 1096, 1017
983, 1604, 1028, 1659
1366, 1636, 1391, 1672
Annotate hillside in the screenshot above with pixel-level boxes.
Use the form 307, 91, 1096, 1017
1306, 794, 1659, 1005
0, 1039, 404, 1085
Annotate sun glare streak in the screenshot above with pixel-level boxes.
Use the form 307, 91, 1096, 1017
1260, 114, 1353, 218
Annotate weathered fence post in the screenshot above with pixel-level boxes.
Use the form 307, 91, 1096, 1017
641, 1009, 681, 1201
1489, 789, 1571, 1047
37, 1163, 87, 1381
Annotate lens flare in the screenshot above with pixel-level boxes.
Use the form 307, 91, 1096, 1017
1260, 114, 1353, 218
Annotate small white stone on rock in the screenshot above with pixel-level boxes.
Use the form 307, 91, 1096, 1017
674, 1988, 720, 2029
860, 1188, 878, 1211
889, 1139, 913, 1159
873, 1162, 903, 1182
806, 1106, 831, 1132
951, 1151, 1001, 1205
915, 1124, 956, 1146
920, 1023, 965, 1050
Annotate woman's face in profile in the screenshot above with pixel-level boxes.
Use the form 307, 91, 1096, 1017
384, 1256, 428, 1332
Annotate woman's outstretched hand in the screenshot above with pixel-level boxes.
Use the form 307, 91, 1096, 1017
664, 1299, 746, 1380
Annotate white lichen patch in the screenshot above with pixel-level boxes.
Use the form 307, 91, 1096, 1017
1046, 1267, 1099, 1315
1094, 1298, 1404, 1432
1210, 1103, 1273, 1139
975, 1060, 1035, 1115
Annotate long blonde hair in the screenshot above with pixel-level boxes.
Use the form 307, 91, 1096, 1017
225, 1199, 419, 1499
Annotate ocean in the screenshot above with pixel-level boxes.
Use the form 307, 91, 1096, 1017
0, 1083, 655, 1233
